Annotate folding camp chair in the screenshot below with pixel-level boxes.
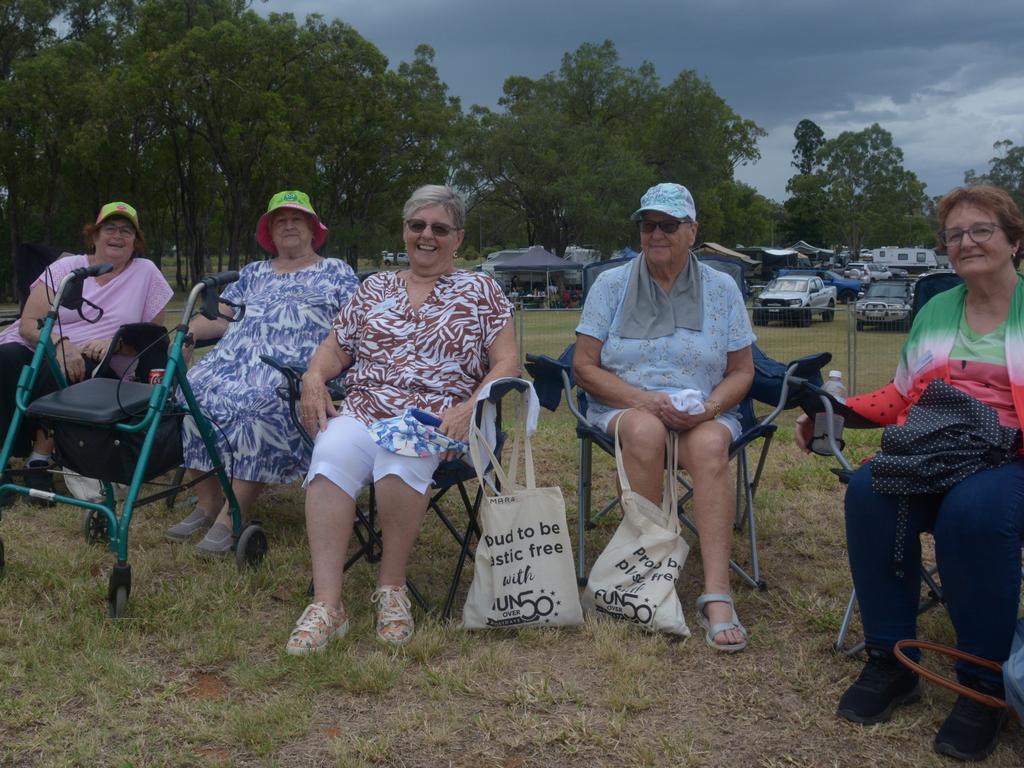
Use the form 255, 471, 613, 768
524, 251, 828, 590
525, 344, 829, 591
0, 266, 266, 617
261, 357, 521, 621
828, 269, 970, 654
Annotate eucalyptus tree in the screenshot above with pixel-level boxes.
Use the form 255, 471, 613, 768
816, 123, 927, 254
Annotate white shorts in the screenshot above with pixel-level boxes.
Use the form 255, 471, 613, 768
592, 407, 742, 443
304, 415, 441, 499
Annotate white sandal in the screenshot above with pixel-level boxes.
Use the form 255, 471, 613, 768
695, 593, 748, 653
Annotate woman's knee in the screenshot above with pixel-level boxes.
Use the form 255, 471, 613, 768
678, 424, 730, 478
935, 465, 1024, 546
614, 411, 668, 462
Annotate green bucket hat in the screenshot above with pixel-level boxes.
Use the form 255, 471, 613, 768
256, 190, 328, 254
96, 201, 140, 231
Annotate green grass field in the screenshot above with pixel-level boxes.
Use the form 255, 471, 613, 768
1, 302, 1021, 766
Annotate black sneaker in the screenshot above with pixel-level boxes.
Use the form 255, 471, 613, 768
837, 647, 921, 724
934, 676, 1008, 762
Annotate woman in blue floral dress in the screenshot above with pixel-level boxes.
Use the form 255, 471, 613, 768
166, 191, 359, 554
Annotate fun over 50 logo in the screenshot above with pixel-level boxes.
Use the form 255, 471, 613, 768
591, 545, 680, 626
483, 517, 567, 626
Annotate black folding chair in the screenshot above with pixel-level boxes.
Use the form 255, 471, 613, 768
261, 356, 519, 621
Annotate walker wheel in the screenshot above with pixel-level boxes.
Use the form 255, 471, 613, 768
108, 586, 128, 619
235, 522, 268, 569
81, 509, 108, 544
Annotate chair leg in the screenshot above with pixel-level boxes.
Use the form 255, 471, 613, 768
577, 436, 593, 586
834, 565, 946, 656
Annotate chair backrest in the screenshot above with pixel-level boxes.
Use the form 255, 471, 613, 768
698, 253, 748, 298
15, 243, 60, 311
582, 256, 635, 301
911, 272, 963, 321
92, 322, 170, 382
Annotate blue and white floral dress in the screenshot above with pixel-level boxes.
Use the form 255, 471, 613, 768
182, 258, 359, 483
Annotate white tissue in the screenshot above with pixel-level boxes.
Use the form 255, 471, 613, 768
669, 388, 706, 415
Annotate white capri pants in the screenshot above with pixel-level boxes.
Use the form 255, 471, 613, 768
305, 415, 441, 500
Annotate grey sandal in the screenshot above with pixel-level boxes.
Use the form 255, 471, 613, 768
696, 593, 748, 653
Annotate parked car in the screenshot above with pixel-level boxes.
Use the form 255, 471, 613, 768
777, 268, 862, 304
844, 261, 893, 284
855, 278, 915, 330
382, 251, 409, 265
752, 275, 837, 327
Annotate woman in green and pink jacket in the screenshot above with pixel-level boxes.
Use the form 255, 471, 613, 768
797, 185, 1024, 762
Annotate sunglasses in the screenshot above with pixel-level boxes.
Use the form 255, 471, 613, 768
639, 219, 691, 234
405, 219, 460, 237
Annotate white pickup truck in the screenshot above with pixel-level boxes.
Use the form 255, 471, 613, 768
752, 275, 837, 327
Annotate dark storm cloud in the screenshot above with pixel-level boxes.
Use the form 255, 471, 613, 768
262, 0, 1024, 201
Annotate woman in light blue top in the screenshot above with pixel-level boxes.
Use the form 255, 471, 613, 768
574, 182, 755, 652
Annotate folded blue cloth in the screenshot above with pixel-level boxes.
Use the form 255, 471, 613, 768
368, 408, 469, 457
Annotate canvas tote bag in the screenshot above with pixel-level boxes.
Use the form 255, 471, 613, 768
582, 415, 690, 636
463, 389, 583, 629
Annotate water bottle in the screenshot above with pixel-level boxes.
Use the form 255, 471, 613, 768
811, 370, 847, 456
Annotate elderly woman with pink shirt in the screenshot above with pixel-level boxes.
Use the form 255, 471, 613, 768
0, 202, 172, 495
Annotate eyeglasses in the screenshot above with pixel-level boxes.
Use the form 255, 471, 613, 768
938, 222, 1003, 247
639, 219, 691, 235
100, 223, 135, 237
405, 219, 460, 237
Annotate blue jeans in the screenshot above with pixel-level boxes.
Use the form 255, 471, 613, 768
845, 459, 1024, 684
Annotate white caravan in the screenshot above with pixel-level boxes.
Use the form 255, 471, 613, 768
868, 246, 949, 273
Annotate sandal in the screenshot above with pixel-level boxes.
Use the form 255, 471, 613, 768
286, 601, 349, 655
371, 585, 414, 645
696, 593, 748, 653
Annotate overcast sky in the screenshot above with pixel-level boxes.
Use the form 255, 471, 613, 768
261, 0, 1024, 203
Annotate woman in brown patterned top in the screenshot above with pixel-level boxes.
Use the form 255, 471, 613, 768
286, 185, 519, 653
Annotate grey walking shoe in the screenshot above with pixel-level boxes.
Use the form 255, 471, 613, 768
165, 508, 214, 541
193, 522, 234, 555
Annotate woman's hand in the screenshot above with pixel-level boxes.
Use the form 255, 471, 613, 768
300, 372, 339, 436
78, 337, 113, 362
439, 400, 473, 461
55, 340, 87, 383
794, 413, 813, 453
636, 390, 709, 432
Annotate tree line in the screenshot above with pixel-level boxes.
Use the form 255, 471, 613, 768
2, 1, 1019, 299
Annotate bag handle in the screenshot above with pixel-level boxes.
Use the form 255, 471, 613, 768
893, 639, 1010, 713
468, 388, 535, 496
613, 411, 679, 520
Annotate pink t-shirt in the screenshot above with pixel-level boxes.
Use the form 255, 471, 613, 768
0, 253, 173, 350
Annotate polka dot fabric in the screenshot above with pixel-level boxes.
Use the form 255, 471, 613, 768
870, 379, 1021, 576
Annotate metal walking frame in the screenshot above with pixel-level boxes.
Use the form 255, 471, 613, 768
0, 266, 267, 617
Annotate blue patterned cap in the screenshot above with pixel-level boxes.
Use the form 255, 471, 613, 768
368, 408, 469, 457
630, 183, 697, 222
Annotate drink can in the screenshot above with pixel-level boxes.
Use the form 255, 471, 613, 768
148, 368, 165, 385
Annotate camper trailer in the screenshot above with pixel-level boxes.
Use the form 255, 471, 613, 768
868, 246, 949, 274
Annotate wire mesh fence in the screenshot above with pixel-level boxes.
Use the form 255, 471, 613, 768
517, 305, 907, 397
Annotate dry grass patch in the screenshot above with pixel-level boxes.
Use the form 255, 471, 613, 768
1, 403, 1022, 767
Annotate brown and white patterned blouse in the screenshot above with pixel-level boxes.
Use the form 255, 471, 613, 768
333, 270, 514, 426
